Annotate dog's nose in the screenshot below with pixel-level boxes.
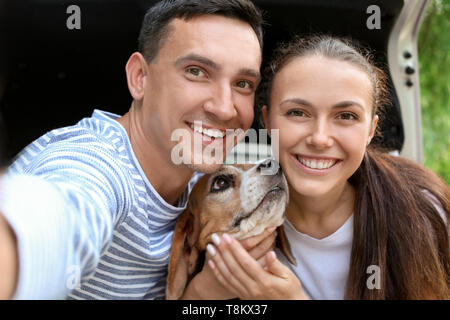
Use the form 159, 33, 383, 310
256, 159, 281, 175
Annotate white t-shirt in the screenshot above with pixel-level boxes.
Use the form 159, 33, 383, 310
276, 215, 354, 300
276, 191, 448, 300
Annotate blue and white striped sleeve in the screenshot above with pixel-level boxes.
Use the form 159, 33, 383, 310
2, 143, 130, 299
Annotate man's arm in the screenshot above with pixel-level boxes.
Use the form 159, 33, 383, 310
0, 211, 17, 299
0, 144, 128, 299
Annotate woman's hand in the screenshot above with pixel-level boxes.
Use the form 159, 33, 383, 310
181, 227, 278, 299
207, 232, 308, 300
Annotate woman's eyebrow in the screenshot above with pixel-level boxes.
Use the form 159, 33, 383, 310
332, 101, 364, 111
280, 98, 313, 107
280, 98, 364, 111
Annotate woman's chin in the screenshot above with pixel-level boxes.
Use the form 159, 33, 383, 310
289, 179, 336, 198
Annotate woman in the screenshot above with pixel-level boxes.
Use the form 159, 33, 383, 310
206, 35, 450, 299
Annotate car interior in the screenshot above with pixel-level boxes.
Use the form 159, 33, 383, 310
1, 0, 409, 161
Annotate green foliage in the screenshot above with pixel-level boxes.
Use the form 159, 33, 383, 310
418, 0, 450, 184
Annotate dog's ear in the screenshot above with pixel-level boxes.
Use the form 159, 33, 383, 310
276, 225, 297, 266
166, 207, 201, 300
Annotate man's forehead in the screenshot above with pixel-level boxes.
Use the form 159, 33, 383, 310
169, 15, 254, 35
164, 15, 261, 63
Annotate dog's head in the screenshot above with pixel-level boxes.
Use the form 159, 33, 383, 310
166, 159, 296, 299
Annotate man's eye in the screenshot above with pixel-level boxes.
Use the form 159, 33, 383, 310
236, 80, 253, 90
211, 175, 232, 193
186, 67, 205, 77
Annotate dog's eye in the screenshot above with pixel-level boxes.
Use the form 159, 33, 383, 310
211, 175, 232, 193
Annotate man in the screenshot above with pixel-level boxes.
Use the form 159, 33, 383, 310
0, 0, 276, 299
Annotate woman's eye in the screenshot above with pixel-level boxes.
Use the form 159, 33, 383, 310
287, 110, 306, 117
338, 112, 358, 120
186, 67, 205, 77
211, 176, 232, 193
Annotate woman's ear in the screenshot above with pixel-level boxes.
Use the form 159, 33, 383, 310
368, 115, 379, 145
125, 52, 148, 101
262, 105, 271, 135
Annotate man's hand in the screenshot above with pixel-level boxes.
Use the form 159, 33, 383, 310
180, 227, 277, 299
0, 211, 18, 299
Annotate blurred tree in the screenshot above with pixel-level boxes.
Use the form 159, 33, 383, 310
418, 0, 450, 183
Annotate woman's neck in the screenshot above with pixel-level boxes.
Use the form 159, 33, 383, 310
286, 181, 355, 239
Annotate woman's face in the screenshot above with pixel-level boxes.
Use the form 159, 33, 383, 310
263, 55, 378, 198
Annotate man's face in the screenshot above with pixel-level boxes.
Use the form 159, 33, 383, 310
140, 15, 261, 173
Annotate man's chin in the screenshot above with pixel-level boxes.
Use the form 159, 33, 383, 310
184, 161, 225, 174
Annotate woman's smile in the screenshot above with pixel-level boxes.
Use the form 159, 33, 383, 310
292, 153, 342, 176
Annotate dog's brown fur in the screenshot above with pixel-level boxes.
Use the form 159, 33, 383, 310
166, 162, 296, 300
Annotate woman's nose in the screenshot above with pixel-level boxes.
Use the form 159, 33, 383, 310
306, 120, 334, 149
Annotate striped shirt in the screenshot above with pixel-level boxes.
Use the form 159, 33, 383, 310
5, 109, 201, 299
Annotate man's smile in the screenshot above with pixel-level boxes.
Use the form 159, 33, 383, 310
187, 122, 226, 139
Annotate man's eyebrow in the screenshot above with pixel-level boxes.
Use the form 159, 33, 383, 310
174, 54, 218, 70
238, 68, 260, 81
174, 54, 260, 80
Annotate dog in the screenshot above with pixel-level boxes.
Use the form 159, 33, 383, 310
166, 159, 296, 300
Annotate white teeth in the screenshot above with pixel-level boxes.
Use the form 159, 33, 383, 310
297, 156, 337, 170
305, 160, 312, 168
190, 124, 225, 138
317, 161, 323, 169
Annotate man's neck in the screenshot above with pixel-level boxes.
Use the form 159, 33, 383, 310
117, 104, 193, 206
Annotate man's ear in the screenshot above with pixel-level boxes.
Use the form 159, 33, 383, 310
125, 52, 148, 101
262, 105, 271, 136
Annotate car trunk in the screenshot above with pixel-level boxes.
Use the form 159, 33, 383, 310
0, 0, 428, 162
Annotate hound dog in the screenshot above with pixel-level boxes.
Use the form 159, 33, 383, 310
166, 159, 296, 299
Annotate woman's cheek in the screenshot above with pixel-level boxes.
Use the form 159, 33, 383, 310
276, 121, 304, 150
337, 125, 368, 162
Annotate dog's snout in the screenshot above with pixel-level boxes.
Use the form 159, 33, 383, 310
257, 159, 281, 175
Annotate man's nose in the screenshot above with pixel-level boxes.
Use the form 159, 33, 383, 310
203, 83, 237, 121
306, 119, 333, 149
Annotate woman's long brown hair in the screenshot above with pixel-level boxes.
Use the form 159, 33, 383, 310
347, 149, 449, 299
261, 35, 450, 299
